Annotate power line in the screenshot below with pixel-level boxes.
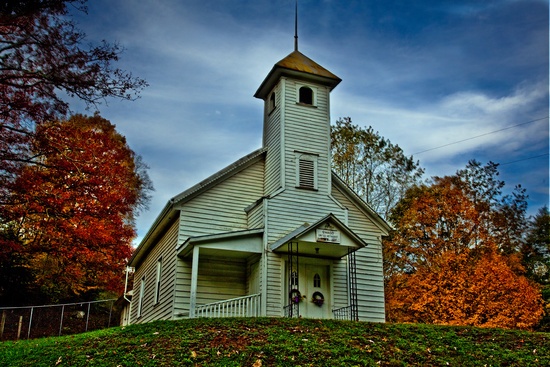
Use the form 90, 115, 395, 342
412, 116, 549, 155
499, 153, 549, 166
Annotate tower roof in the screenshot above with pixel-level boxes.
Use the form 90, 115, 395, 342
254, 50, 341, 100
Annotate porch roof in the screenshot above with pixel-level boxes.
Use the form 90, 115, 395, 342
270, 213, 367, 259
177, 228, 264, 259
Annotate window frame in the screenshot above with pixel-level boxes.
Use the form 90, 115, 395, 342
154, 258, 162, 304
296, 84, 317, 106
137, 276, 145, 318
268, 91, 276, 114
295, 151, 318, 190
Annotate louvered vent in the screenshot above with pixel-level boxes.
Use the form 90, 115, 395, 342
299, 159, 315, 189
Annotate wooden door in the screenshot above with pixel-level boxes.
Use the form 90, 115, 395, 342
300, 264, 330, 319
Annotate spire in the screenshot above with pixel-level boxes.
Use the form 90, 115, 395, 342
294, 0, 298, 51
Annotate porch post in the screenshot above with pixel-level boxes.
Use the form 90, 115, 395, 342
189, 246, 200, 318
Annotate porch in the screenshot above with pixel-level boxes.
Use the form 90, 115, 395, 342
177, 228, 264, 318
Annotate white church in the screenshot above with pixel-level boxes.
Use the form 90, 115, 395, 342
124, 34, 391, 324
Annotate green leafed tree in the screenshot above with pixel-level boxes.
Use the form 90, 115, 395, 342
523, 206, 550, 284
331, 117, 424, 220
522, 206, 550, 330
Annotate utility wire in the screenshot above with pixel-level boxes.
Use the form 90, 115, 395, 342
499, 153, 549, 166
412, 116, 549, 155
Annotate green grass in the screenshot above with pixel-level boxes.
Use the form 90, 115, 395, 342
0, 318, 548, 366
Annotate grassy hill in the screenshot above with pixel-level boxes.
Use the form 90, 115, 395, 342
0, 318, 548, 366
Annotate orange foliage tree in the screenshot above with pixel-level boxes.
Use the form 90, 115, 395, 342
385, 167, 544, 329
0, 114, 152, 303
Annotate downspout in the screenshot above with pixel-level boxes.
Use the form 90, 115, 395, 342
124, 266, 135, 303
124, 266, 135, 325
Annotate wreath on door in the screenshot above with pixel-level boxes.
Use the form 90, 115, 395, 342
289, 289, 302, 304
311, 291, 324, 307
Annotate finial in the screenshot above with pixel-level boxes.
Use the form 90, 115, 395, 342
294, 0, 298, 51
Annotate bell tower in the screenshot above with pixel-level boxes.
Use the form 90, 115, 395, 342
254, 49, 341, 197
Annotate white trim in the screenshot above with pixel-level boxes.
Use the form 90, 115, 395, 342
137, 276, 145, 318
154, 258, 162, 304
280, 78, 286, 189
295, 83, 318, 106
189, 246, 200, 318
295, 152, 318, 190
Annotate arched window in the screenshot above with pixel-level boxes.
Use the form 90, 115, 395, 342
313, 274, 321, 288
299, 86, 313, 105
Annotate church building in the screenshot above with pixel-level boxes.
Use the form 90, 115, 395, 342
126, 38, 391, 323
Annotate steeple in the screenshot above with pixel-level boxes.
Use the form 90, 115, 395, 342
294, 0, 298, 51
254, 8, 341, 197
254, 51, 341, 100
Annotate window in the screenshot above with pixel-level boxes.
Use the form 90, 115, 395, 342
299, 86, 313, 105
268, 92, 276, 112
313, 274, 321, 288
291, 270, 298, 287
154, 258, 162, 304
295, 153, 318, 190
137, 276, 145, 318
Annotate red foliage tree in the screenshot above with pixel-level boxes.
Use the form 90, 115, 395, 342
1, 114, 151, 302
0, 0, 147, 204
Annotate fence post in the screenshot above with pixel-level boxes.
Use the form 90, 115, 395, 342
85, 303, 91, 332
0, 311, 5, 339
17, 316, 23, 340
107, 300, 113, 328
27, 307, 34, 339
59, 305, 65, 336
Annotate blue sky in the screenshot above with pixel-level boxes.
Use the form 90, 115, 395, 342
70, 0, 549, 244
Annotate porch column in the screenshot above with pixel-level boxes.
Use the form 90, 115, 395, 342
189, 246, 200, 318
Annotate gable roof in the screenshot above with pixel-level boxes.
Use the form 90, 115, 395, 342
254, 50, 341, 100
128, 148, 267, 267
270, 213, 368, 259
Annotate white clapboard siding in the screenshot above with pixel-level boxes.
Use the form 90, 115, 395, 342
282, 80, 331, 194
130, 219, 179, 324
196, 258, 247, 305
331, 258, 349, 309
247, 255, 261, 295
247, 200, 264, 229
264, 82, 282, 196
177, 160, 264, 239
331, 185, 386, 322
264, 190, 346, 245
171, 161, 264, 316
173, 257, 192, 318
265, 252, 283, 316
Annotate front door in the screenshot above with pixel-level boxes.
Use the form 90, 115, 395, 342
299, 264, 330, 319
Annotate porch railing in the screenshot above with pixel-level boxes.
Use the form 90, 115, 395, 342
195, 294, 261, 318
283, 302, 299, 318
332, 305, 358, 321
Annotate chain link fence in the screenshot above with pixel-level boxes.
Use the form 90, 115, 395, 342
0, 299, 120, 341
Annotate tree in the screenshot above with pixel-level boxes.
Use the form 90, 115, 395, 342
523, 206, 550, 284
331, 117, 424, 220
0, 114, 153, 303
522, 206, 550, 330
453, 160, 528, 255
385, 165, 544, 329
0, 0, 147, 204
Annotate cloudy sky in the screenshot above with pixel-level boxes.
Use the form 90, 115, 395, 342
70, 0, 549, 244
